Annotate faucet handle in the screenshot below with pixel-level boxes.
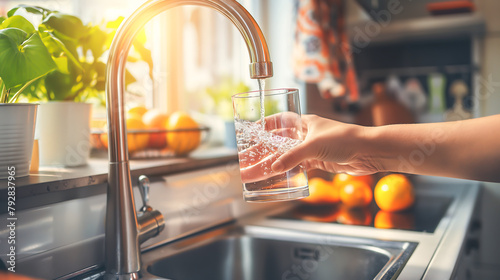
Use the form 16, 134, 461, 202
138, 175, 152, 212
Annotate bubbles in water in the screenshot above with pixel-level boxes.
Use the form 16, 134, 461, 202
235, 118, 302, 167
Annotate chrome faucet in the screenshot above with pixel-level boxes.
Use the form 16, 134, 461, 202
104, 0, 273, 279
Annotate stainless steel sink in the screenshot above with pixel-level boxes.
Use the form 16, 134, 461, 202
142, 224, 417, 280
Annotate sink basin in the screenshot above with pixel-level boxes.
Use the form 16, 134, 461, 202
143, 224, 417, 280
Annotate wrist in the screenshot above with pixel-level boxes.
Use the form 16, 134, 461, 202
359, 125, 395, 173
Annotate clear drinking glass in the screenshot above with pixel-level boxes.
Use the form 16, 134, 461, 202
232, 88, 309, 202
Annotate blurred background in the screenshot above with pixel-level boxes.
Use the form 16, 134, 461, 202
1, 0, 499, 277
2, 0, 497, 131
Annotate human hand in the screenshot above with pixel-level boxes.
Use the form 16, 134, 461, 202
237, 112, 303, 183
238, 113, 381, 183
270, 114, 382, 175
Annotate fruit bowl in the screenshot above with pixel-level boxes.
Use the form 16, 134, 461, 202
90, 126, 210, 158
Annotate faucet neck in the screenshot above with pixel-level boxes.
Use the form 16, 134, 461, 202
106, 0, 272, 163
104, 0, 272, 278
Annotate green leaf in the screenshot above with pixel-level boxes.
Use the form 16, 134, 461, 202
1, 15, 36, 33
105, 16, 146, 47
40, 32, 62, 55
95, 80, 105, 92
44, 70, 73, 100
17, 76, 45, 101
94, 61, 106, 77
90, 61, 106, 92
0, 27, 25, 43
0, 17, 5, 25
125, 69, 136, 86
105, 17, 124, 48
107, 16, 145, 44
0, 28, 57, 89
7, 5, 49, 18
126, 56, 140, 63
105, 16, 152, 78
79, 61, 96, 86
41, 31, 83, 71
81, 25, 108, 60
105, 16, 124, 30
8, 75, 39, 102
42, 12, 85, 40
53, 56, 69, 74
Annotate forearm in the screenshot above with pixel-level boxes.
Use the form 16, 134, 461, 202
365, 115, 500, 182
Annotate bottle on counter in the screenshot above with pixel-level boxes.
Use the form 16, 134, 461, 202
370, 82, 415, 126
427, 73, 447, 114
445, 79, 472, 121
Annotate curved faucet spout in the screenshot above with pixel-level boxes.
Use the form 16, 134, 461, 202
106, 0, 273, 163
104, 0, 273, 279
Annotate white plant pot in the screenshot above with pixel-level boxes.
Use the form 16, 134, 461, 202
0, 103, 38, 179
35, 102, 92, 167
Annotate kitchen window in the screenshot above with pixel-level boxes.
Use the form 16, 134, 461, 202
1, 0, 301, 123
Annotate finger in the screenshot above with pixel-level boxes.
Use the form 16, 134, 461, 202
271, 142, 315, 173
297, 114, 317, 135
304, 160, 350, 174
305, 160, 377, 176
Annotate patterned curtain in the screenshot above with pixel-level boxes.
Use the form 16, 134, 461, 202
293, 0, 359, 102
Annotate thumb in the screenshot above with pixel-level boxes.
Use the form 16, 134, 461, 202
271, 142, 313, 173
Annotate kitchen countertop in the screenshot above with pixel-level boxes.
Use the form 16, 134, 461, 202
0, 147, 239, 212
5, 161, 481, 280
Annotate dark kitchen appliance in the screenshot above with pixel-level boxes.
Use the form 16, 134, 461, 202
271, 192, 453, 233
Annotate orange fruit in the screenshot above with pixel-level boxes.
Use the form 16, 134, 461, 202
374, 210, 415, 230
128, 105, 148, 117
336, 205, 372, 226
143, 109, 169, 128
166, 112, 201, 156
126, 116, 149, 153
100, 132, 109, 149
339, 180, 373, 208
302, 177, 340, 204
374, 174, 414, 212
333, 173, 374, 188
101, 115, 149, 153
142, 109, 169, 149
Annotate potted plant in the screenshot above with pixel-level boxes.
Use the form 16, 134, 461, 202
0, 14, 57, 178
4, 6, 153, 167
